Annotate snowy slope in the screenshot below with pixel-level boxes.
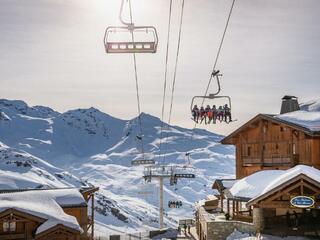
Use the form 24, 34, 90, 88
0, 99, 235, 235
0, 141, 87, 189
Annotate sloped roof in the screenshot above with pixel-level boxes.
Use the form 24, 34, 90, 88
227, 165, 320, 204
0, 189, 84, 234
212, 179, 237, 192
276, 110, 320, 132
222, 112, 320, 144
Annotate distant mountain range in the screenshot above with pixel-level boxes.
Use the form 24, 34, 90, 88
0, 98, 237, 235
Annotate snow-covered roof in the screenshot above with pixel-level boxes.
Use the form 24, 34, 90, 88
275, 110, 320, 132
0, 189, 85, 234
222, 99, 320, 144
229, 165, 320, 202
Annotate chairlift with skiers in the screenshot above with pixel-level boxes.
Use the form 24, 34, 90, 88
168, 200, 183, 208
190, 70, 235, 124
104, 0, 159, 54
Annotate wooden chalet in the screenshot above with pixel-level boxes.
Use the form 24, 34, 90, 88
0, 187, 98, 240
196, 96, 320, 239
222, 107, 320, 179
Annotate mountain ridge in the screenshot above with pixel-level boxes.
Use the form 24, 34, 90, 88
0, 98, 235, 235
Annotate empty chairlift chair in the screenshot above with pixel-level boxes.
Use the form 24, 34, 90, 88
104, 0, 159, 54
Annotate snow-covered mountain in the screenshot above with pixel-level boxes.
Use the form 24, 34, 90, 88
0, 99, 235, 235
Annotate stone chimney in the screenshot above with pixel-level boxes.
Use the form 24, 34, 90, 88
280, 95, 300, 114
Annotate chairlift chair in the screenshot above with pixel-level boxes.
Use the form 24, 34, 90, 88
190, 70, 235, 124
131, 159, 156, 166
104, 0, 159, 54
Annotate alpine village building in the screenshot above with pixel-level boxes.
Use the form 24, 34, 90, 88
196, 96, 320, 239
0, 187, 98, 240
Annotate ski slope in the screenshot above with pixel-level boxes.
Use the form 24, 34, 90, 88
0, 98, 235, 235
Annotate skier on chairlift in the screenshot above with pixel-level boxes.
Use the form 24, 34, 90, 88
217, 106, 224, 122
204, 105, 211, 124
191, 105, 199, 123
223, 104, 232, 123
199, 106, 206, 124
211, 105, 217, 124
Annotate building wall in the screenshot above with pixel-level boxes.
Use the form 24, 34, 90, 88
234, 119, 320, 178
196, 207, 256, 240
63, 206, 88, 239
0, 214, 40, 240
206, 221, 255, 240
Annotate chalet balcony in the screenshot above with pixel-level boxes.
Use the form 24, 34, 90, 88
243, 155, 295, 167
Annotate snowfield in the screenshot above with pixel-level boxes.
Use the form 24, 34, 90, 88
0, 99, 235, 235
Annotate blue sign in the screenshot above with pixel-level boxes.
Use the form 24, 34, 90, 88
290, 196, 315, 208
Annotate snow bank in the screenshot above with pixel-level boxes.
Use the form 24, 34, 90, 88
0, 189, 85, 234
226, 229, 256, 240
226, 229, 311, 240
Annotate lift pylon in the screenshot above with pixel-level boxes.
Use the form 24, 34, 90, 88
143, 165, 196, 229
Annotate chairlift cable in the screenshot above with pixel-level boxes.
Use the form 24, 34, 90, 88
189, 0, 236, 143
128, 0, 145, 158
158, 0, 173, 164
162, 0, 185, 164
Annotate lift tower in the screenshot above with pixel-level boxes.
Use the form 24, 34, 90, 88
143, 165, 195, 229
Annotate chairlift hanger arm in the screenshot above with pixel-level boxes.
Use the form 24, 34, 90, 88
119, 0, 134, 28
190, 95, 231, 112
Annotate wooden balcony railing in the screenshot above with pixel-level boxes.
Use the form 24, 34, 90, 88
243, 155, 292, 166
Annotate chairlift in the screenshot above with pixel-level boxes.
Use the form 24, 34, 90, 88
174, 173, 195, 179
104, 0, 158, 54
168, 200, 183, 208
131, 159, 155, 166
170, 175, 178, 186
190, 70, 235, 124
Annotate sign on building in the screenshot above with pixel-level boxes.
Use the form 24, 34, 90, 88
290, 196, 315, 208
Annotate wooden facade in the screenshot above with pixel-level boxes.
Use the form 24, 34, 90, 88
222, 114, 320, 179
0, 187, 98, 240
248, 174, 320, 235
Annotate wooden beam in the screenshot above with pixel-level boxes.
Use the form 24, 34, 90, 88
258, 202, 291, 208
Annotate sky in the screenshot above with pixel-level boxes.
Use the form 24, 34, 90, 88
0, 0, 319, 135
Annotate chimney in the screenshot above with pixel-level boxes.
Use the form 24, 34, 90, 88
280, 95, 300, 114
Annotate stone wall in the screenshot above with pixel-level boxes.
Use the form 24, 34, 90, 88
206, 221, 256, 240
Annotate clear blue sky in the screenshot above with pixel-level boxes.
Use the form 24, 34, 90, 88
0, 0, 319, 135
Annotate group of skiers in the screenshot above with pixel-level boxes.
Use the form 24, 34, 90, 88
168, 200, 183, 208
191, 104, 232, 124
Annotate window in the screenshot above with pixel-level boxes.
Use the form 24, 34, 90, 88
247, 146, 251, 156
293, 143, 296, 154
3, 221, 16, 232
